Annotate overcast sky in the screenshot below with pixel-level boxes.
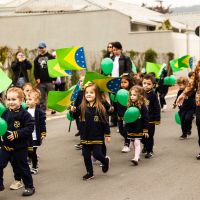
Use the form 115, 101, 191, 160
1, 0, 200, 8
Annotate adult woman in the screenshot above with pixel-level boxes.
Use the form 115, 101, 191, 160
11, 51, 32, 87
103, 42, 114, 58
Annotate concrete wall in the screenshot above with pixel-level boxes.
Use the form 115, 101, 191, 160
0, 9, 199, 65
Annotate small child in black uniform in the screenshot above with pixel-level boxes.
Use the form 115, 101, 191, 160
173, 76, 196, 139
70, 83, 111, 180
117, 74, 134, 153
26, 89, 46, 174
126, 85, 149, 165
142, 74, 161, 158
0, 87, 35, 196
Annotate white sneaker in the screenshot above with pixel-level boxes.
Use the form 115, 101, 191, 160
31, 168, 38, 174
117, 129, 119, 133
10, 180, 24, 190
121, 146, 130, 153
163, 105, 167, 110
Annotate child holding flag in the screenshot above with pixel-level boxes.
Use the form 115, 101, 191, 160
70, 83, 111, 180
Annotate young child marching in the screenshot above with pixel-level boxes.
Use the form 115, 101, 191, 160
173, 77, 196, 139
0, 87, 35, 196
26, 89, 46, 174
125, 86, 149, 165
70, 83, 111, 180
117, 74, 134, 153
142, 74, 161, 158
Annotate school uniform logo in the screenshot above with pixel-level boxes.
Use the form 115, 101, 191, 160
94, 115, 99, 122
14, 121, 20, 128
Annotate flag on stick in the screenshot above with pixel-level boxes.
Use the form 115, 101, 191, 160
0, 69, 12, 93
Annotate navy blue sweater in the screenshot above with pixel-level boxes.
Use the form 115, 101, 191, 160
1, 107, 34, 151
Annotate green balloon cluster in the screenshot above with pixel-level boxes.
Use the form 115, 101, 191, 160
101, 58, 113, 75
0, 103, 6, 117
66, 111, 74, 121
123, 107, 141, 123
21, 102, 28, 109
0, 118, 7, 136
116, 89, 129, 106
175, 112, 181, 125
164, 75, 177, 85
110, 93, 117, 103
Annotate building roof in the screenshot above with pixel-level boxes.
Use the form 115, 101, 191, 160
0, 0, 186, 30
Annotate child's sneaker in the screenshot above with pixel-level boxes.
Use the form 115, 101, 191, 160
131, 159, 138, 166
145, 152, 154, 159
0, 185, 5, 191
121, 146, 130, 153
82, 173, 94, 181
75, 143, 82, 150
22, 187, 35, 196
196, 153, 200, 160
102, 156, 110, 173
10, 180, 24, 190
31, 168, 38, 175
180, 134, 187, 140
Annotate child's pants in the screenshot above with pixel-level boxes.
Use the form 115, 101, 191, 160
145, 123, 155, 153
82, 144, 107, 175
0, 148, 34, 188
28, 147, 38, 169
118, 120, 130, 146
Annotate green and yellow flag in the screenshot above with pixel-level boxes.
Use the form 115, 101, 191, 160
56, 46, 87, 71
47, 59, 72, 78
84, 71, 121, 93
146, 62, 162, 78
0, 68, 12, 93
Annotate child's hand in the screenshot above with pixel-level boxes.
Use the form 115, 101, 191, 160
105, 137, 111, 144
70, 106, 76, 112
7, 132, 15, 141
143, 133, 149, 138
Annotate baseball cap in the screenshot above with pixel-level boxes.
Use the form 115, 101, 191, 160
38, 41, 46, 48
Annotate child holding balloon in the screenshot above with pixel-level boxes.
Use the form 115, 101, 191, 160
125, 85, 149, 165
173, 77, 195, 139
142, 74, 161, 159
117, 74, 134, 153
70, 83, 111, 180
0, 87, 35, 196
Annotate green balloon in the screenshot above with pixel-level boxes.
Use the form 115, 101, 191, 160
0, 103, 6, 117
116, 89, 129, 106
164, 77, 170, 85
132, 62, 137, 73
169, 75, 177, 85
66, 112, 74, 121
123, 107, 141, 123
0, 118, 7, 136
101, 58, 113, 75
175, 112, 181, 125
110, 93, 117, 103
21, 102, 28, 109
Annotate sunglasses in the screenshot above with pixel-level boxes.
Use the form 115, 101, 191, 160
107, 46, 113, 48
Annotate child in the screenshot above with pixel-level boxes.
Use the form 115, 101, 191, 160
142, 74, 161, 158
117, 74, 134, 153
0, 87, 35, 196
70, 83, 111, 180
173, 77, 196, 139
26, 89, 46, 174
125, 86, 149, 165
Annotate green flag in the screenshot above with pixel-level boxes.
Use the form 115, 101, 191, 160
47, 59, 72, 78
0, 69, 12, 93
47, 85, 76, 112
84, 71, 121, 93
146, 62, 162, 78
170, 58, 183, 72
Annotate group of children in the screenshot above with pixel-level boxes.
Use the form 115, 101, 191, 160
0, 83, 47, 196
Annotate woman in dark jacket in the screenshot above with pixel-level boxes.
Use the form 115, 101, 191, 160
11, 51, 32, 87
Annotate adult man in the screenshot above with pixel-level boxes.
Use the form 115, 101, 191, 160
34, 41, 55, 112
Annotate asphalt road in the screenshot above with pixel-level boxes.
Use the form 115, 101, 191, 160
0, 98, 200, 200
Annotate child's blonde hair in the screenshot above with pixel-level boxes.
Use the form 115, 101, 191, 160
80, 83, 107, 122
28, 89, 41, 104
177, 76, 188, 86
23, 83, 33, 90
128, 85, 147, 108
6, 87, 24, 101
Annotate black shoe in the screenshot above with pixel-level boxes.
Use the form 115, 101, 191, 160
102, 156, 110, 173
187, 131, 191, 135
75, 132, 80, 137
22, 187, 35, 196
75, 143, 82, 150
51, 110, 56, 115
82, 173, 94, 181
196, 153, 200, 160
131, 159, 138, 166
145, 152, 154, 159
180, 134, 187, 139
0, 185, 5, 191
